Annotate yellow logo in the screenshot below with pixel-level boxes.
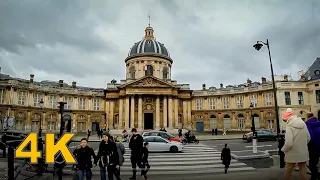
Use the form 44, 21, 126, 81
15, 133, 76, 164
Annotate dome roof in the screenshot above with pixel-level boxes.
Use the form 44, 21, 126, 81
125, 25, 172, 63
128, 39, 170, 57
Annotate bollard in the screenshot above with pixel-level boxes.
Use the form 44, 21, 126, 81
278, 134, 285, 168
8, 146, 14, 180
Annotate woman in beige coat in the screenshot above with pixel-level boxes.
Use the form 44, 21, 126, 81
281, 108, 310, 180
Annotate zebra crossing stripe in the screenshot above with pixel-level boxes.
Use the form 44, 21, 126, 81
60, 143, 255, 176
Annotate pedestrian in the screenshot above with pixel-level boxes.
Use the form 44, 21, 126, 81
129, 128, 143, 180
141, 142, 150, 180
305, 112, 320, 180
114, 137, 125, 180
221, 144, 231, 174
178, 128, 182, 139
212, 129, 215, 136
73, 138, 97, 180
222, 128, 227, 136
87, 129, 91, 140
97, 129, 101, 139
281, 108, 310, 180
100, 129, 103, 139
95, 132, 120, 180
54, 137, 66, 180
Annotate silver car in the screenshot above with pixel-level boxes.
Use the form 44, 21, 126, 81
143, 136, 184, 153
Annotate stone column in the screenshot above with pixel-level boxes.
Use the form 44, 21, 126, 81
163, 96, 167, 128
187, 100, 192, 124
125, 97, 130, 129
156, 96, 160, 129
119, 98, 123, 129
138, 96, 143, 129
87, 114, 91, 130
174, 98, 178, 127
183, 101, 188, 128
168, 96, 173, 128
109, 101, 114, 128
130, 96, 135, 128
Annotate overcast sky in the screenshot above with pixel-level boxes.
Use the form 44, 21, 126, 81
0, 0, 319, 90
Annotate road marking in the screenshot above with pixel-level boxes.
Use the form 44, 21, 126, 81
245, 145, 273, 148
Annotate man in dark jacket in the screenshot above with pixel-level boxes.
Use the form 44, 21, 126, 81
141, 142, 150, 180
306, 113, 320, 180
221, 144, 231, 174
94, 132, 120, 180
73, 138, 96, 180
129, 128, 143, 180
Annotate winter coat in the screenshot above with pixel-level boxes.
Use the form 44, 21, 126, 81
281, 115, 310, 163
129, 134, 143, 155
142, 147, 149, 163
95, 140, 119, 167
116, 142, 125, 166
305, 117, 320, 152
221, 147, 231, 165
73, 146, 96, 171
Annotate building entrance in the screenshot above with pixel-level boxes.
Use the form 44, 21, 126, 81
144, 113, 154, 129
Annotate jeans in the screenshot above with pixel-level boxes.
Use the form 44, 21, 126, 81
100, 167, 108, 180
77, 170, 92, 180
309, 150, 320, 180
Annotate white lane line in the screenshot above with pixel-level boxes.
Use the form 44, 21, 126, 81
245, 145, 273, 148
122, 159, 242, 165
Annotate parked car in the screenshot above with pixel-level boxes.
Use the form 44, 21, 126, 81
243, 130, 277, 142
142, 131, 181, 142
143, 136, 184, 153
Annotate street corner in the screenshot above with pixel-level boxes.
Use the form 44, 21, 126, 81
231, 150, 270, 160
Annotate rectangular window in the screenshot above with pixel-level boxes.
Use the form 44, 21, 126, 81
285, 92, 291, 105
18, 91, 26, 105
33, 93, 43, 107
236, 96, 244, 108
298, 92, 304, 105
196, 99, 203, 110
208, 98, 215, 110
79, 97, 86, 110
49, 95, 56, 108
64, 97, 73, 109
265, 93, 273, 106
93, 98, 100, 110
316, 90, 320, 104
250, 94, 258, 107
0, 89, 4, 104
223, 97, 229, 109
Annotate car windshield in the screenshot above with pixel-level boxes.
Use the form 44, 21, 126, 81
166, 133, 175, 138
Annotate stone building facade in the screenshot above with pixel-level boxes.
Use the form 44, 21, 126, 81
0, 25, 320, 133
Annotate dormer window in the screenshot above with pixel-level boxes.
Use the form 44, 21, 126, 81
315, 70, 320, 75
163, 67, 168, 79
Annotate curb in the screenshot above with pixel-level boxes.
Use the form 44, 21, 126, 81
231, 150, 270, 160
198, 137, 243, 141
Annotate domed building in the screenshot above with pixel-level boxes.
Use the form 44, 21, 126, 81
0, 24, 319, 133
105, 24, 192, 130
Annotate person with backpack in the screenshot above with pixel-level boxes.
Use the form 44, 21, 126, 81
281, 108, 310, 180
306, 112, 320, 180
95, 132, 120, 180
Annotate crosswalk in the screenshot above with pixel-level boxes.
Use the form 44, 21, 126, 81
58, 143, 254, 176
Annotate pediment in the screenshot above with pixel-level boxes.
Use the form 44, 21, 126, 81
121, 76, 174, 88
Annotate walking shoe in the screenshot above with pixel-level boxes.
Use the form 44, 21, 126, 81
143, 174, 148, 180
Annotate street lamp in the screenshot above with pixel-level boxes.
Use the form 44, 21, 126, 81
39, 99, 44, 137
249, 103, 257, 153
253, 39, 284, 168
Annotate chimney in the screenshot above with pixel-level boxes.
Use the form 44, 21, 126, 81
0, 67, 2, 73
202, 84, 206, 90
59, 80, 64, 87
30, 74, 34, 83
284, 74, 288, 81
72, 81, 77, 88
220, 83, 223, 88
247, 78, 252, 84
261, 77, 266, 83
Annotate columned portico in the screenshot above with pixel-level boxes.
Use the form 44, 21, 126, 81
125, 97, 130, 129
168, 96, 173, 128
138, 96, 143, 129
163, 96, 167, 128
130, 96, 135, 128
155, 96, 160, 129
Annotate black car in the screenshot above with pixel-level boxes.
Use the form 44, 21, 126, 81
243, 130, 277, 142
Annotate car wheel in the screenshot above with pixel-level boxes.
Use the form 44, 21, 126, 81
170, 146, 178, 153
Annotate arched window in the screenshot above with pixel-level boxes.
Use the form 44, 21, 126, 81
163, 67, 168, 79
129, 66, 136, 79
145, 65, 153, 76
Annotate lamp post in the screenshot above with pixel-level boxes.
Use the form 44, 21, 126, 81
249, 103, 257, 153
39, 99, 44, 137
253, 39, 284, 168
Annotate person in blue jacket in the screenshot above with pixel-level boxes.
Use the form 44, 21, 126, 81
305, 112, 320, 180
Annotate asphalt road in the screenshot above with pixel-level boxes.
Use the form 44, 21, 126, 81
202, 139, 278, 152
